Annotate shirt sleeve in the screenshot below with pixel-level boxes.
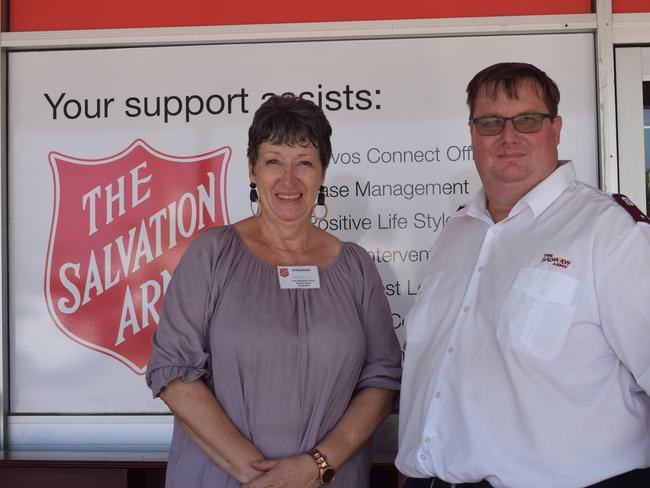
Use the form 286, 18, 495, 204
351, 245, 402, 392
145, 229, 223, 397
596, 223, 650, 394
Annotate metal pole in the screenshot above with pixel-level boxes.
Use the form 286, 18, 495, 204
0, 0, 9, 451
595, 0, 619, 192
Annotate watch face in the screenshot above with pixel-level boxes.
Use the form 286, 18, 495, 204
321, 467, 336, 484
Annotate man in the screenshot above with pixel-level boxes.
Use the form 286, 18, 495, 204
395, 62, 650, 488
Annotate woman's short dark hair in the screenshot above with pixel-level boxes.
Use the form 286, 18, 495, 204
247, 95, 332, 172
466, 62, 560, 118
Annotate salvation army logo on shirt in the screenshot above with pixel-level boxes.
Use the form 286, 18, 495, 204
44, 139, 231, 374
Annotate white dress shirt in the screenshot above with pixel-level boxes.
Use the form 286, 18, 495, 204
395, 162, 650, 488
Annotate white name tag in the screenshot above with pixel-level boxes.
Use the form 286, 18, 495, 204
277, 265, 320, 289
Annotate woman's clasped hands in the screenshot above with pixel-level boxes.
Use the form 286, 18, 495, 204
243, 454, 321, 488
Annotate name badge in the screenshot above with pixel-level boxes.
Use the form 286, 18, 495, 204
277, 265, 320, 289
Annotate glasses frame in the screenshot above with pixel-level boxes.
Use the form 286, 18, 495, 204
471, 113, 556, 136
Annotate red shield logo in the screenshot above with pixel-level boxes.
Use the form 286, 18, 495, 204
279, 268, 289, 278
45, 139, 230, 374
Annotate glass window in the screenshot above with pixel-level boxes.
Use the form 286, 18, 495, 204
643, 81, 650, 215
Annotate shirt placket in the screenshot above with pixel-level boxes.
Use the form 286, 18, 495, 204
419, 224, 498, 474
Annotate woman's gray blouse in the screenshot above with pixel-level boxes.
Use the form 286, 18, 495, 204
146, 225, 401, 487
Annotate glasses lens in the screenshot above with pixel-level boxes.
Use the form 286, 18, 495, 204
512, 114, 544, 133
474, 117, 504, 136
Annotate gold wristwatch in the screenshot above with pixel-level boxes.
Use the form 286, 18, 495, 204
308, 448, 336, 485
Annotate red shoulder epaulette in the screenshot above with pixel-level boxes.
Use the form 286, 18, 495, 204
612, 194, 650, 224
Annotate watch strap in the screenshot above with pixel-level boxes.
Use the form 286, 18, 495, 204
308, 448, 335, 485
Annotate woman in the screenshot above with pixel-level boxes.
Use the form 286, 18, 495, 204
146, 94, 401, 488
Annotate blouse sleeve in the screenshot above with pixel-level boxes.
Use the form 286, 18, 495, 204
349, 244, 402, 391
145, 228, 225, 397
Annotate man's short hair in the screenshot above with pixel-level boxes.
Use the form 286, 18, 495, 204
466, 62, 561, 118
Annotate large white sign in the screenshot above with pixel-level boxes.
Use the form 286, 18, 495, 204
8, 34, 597, 413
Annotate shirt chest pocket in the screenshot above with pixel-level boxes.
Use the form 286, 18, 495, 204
497, 267, 583, 360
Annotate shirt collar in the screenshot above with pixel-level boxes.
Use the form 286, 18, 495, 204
464, 160, 577, 223
517, 160, 576, 218
463, 187, 491, 224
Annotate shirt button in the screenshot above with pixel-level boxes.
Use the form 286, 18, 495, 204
420, 454, 426, 460
478, 266, 484, 272
448, 347, 454, 353
463, 306, 469, 313
435, 392, 441, 398
424, 437, 431, 443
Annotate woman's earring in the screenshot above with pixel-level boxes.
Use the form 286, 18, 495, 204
312, 185, 328, 220
249, 182, 261, 216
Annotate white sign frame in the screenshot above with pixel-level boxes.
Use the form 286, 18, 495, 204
4, 30, 598, 448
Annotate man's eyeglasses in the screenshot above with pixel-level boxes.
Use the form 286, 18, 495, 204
471, 113, 555, 136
